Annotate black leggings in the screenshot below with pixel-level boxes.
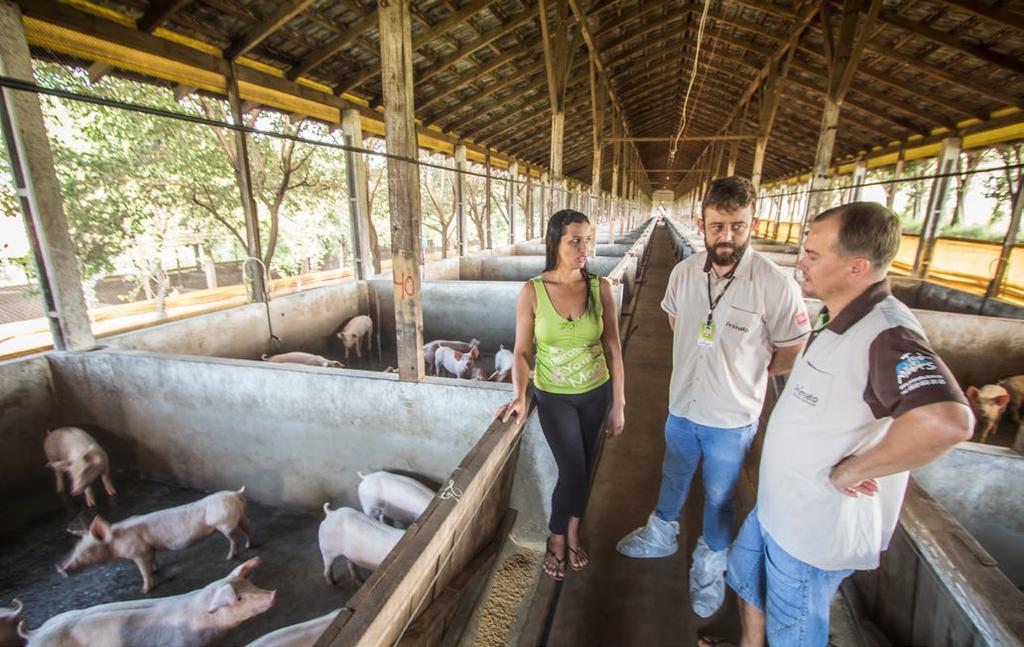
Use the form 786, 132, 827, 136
534, 381, 612, 535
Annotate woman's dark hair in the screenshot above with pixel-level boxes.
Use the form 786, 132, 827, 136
543, 209, 595, 317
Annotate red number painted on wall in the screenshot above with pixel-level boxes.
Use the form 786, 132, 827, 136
393, 271, 416, 298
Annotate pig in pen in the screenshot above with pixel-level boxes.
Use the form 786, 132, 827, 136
0, 339, 553, 645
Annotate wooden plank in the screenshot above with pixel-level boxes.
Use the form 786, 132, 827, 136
224, 0, 316, 60
318, 398, 533, 646
896, 479, 1024, 644
397, 508, 518, 647
377, 0, 424, 383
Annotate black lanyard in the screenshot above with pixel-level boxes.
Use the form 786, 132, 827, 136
705, 267, 737, 326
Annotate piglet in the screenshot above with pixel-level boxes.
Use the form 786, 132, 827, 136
0, 599, 25, 647
424, 339, 480, 375
44, 427, 116, 508
999, 375, 1024, 423
19, 558, 274, 647
489, 345, 514, 383
357, 471, 434, 527
336, 315, 373, 363
471, 368, 488, 381
319, 505, 403, 585
244, 609, 336, 647
261, 352, 344, 368
434, 346, 474, 379
966, 384, 1010, 444
57, 487, 253, 593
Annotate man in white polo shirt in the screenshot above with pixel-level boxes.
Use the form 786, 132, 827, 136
725, 202, 973, 647
617, 176, 810, 618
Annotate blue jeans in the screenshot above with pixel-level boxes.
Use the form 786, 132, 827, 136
727, 508, 853, 647
653, 414, 757, 551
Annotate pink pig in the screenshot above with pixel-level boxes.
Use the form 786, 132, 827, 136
58, 488, 253, 593
336, 316, 373, 363
44, 427, 116, 508
20, 558, 274, 647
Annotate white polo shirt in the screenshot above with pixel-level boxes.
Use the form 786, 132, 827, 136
661, 249, 810, 429
758, 280, 967, 571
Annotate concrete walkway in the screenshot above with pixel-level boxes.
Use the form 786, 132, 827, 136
546, 222, 711, 646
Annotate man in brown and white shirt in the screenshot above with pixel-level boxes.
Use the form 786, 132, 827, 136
724, 202, 973, 647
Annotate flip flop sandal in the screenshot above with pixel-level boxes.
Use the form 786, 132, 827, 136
567, 545, 589, 571
543, 548, 566, 581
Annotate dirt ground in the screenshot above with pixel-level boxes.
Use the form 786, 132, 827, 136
0, 477, 357, 645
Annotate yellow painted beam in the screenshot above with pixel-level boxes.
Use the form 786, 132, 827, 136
23, 3, 521, 173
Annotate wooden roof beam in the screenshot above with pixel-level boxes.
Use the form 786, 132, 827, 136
415, 6, 539, 88
861, 44, 1019, 108
432, 62, 547, 130
137, 0, 192, 32
936, 0, 1024, 32
877, 8, 1024, 75
676, 4, 819, 182
286, 11, 378, 81
224, 0, 316, 60
336, 0, 494, 95
418, 43, 537, 112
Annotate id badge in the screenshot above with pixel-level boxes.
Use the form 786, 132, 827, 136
697, 321, 715, 347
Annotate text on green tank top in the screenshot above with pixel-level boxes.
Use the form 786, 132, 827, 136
532, 275, 610, 394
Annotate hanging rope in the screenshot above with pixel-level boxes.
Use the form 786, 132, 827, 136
669, 0, 713, 163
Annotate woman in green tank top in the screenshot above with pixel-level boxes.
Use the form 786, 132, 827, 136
496, 210, 626, 581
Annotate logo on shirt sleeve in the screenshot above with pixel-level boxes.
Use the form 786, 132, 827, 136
795, 312, 808, 326
895, 352, 947, 395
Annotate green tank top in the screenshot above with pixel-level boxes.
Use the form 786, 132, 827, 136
532, 275, 610, 394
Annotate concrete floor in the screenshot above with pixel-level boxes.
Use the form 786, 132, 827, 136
1, 478, 356, 645
544, 223, 738, 646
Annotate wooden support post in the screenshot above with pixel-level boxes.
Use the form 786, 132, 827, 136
850, 158, 867, 202
803, 0, 882, 226
539, 171, 549, 231
912, 137, 960, 280
711, 142, 725, 180
524, 171, 533, 241
507, 159, 518, 244
986, 169, 1022, 299
484, 149, 492, 249
227, 62, 267, 303
342, 108, 375, 279
610, 115, 621, 243
751, 46, 797, 191
0, 1, 94, 350
378, 0, 424, 381
455, 143, 467, 256
539, 0, 574, 184
887, 150, 904, 210
727, 137, 740, 177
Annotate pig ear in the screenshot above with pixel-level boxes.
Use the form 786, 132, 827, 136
966, 386, 979, 399
230, 557, 261, 579
85, 450, 103, 465
995, 394, 1011, 408
89, 516, 113, 542
207, 583, 238, 613
46, 459, 71, 471
454, 351, 463, 360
